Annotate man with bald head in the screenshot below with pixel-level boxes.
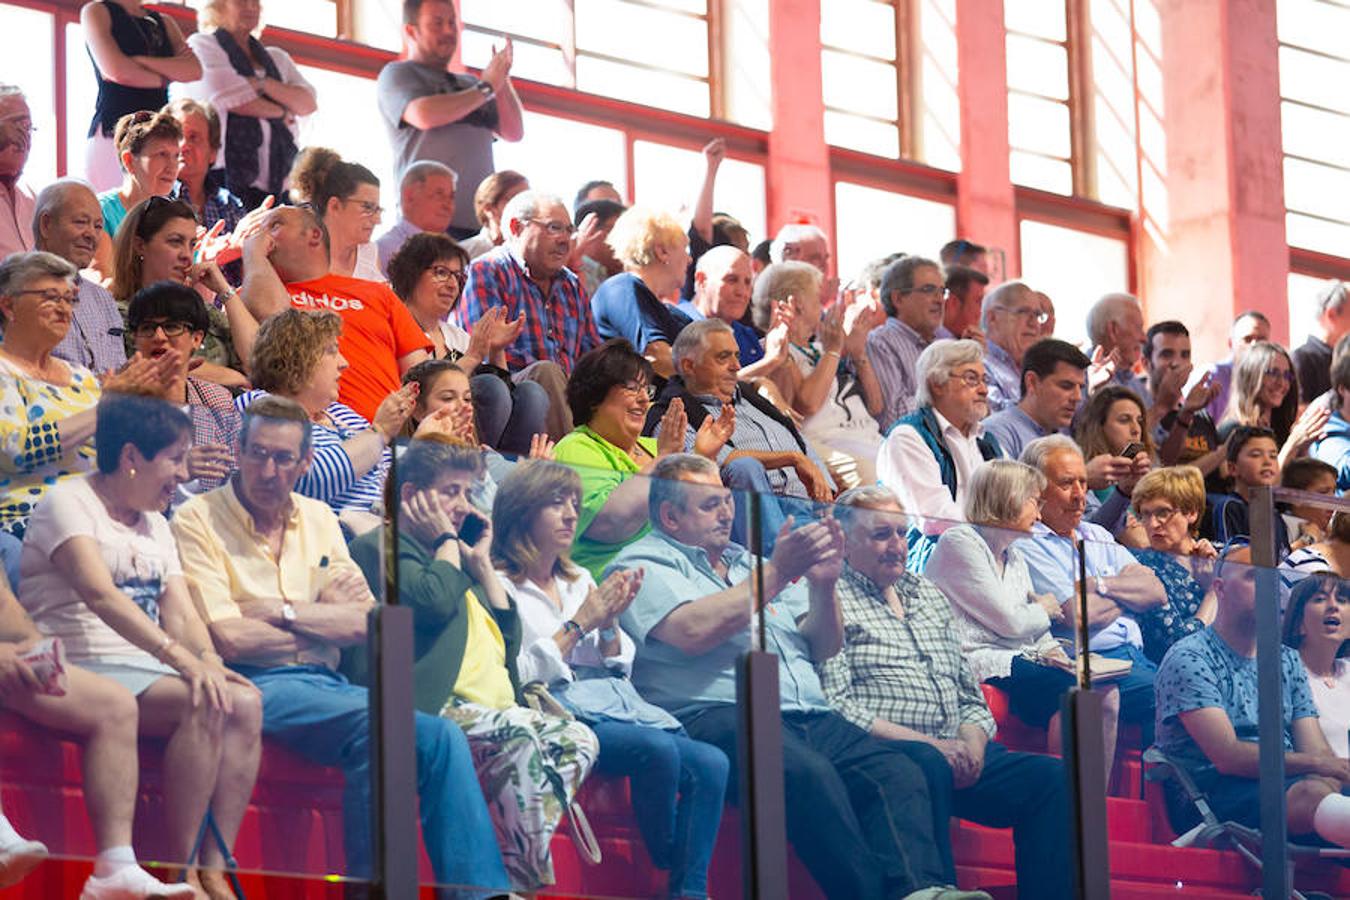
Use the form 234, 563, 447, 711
32, 179, 126, 373
678, 245, 767, 368
376, 159, 458, 272
0, 85, 35, 258
981, 281, 1048, 413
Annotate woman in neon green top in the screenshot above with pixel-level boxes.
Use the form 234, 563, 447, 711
554, 339, 734, 578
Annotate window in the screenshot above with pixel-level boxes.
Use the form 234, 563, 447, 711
460, 0, 714, 118
1087, 0, 1138, 209
632, 141, 766, 245
493, 111, 626, 212
819, 0, 961, 170
1018, 219, 1129, 345
1288, 272, 1336, 351
67, 20, 99, 183
8, 7, 57, 190
1005, 0, 1075, 194
175, 0, 343, 38
296, 66, 397, 214
833, 181, 956, 283
1277, 0, 1350, 259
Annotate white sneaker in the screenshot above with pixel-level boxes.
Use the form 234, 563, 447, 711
80, 864, 198, 899
0, 838, 48, 887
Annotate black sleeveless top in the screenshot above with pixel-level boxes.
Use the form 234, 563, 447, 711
87, 0, 174, 138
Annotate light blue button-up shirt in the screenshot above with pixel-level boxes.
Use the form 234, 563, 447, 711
1015, 521, 1144, 651
610, 529, 831, 718
984, 340, 1021, 413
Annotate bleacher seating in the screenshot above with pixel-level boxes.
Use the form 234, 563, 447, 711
3, 701, 1348, 899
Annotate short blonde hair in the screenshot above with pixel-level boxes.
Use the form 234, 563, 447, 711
197, 0, 263, 33
750, 261, 822, 332
965, 460, 1046, 527
1131, 466, 1206, 522
606, 207, 686, 269
249, 309, 344, 396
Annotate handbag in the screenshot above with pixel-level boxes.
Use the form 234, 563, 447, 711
521, 682, 603, 865
1026, 643, 1133, 683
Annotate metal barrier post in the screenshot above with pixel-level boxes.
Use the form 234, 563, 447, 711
737, 491, 789, 899
1249, 485, 1289, 899
370, 453, 419, 899
1064, 538, 1111, 899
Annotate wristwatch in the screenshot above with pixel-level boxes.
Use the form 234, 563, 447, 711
598, 626, 618, 643
473, 80, 495, 101
281, 600, 297, 628
561, 619, 586, 640
1095, 576, 1109, 598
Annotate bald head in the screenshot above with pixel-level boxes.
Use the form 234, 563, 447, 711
693, 245, 753, 324
33, 179, 102, 269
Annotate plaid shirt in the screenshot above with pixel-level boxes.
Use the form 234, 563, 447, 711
456, 244, 600, 375
818, 563, 996, 741
186, 377, 241, 492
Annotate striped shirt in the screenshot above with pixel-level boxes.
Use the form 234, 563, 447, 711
818, 563, 996, 740
984, 340, 1021, 413
456, 244, 600, 375
866, 317, 931, 430
235, 390, 388, 513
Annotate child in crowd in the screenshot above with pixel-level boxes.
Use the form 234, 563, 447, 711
1281, 458, 1339, 551
1206, 425, 1290, 556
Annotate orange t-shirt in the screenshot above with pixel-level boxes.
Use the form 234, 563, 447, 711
285, 274, 431, 421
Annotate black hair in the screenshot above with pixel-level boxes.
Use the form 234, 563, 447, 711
573, 198, 626, 228
1225, 424, 1279, 464
1282, 457, 1337, 491
126, 280, 211, 334
397, 436, 483, 493
1145, 320, 1189, 360
566, 339, 654, 426
944, 264, 989, 294
1019, 338, 1091, 397
386, 232, 469, 305
94, 393, 192, 474
1282, 573, 1350, 655
750, 239, 772, 265
573, 180, 618, 214
939, 239, 987, 267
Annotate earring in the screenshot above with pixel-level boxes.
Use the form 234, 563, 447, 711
128, 467, 137, 478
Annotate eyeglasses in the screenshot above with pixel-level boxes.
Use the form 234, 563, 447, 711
525, 218, 576, 237
428, 265, 467, 287
1135, 506, 1180, 524
1001, 305, 1050, 325
902, 284, 945, 297
13, 288, 78, 307
951, 370, 992, 389
620, 381, 657, 400
1262, 368, 1295, 383
132, 320, 193, 340
345, 199, 383, 218
241, 444, 302, 469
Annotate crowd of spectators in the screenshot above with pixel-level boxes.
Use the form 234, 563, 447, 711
0, 0, 1346, 898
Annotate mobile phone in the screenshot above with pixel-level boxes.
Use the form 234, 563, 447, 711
1119, 442, 1145, 459
457, 512, 486, 547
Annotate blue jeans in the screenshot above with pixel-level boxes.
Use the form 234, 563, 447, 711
244, 666, 509, 894
590, 721, 728, 899
721, 457, 822, 555
1097, 642, 1158, 746
471, 373, 549, 457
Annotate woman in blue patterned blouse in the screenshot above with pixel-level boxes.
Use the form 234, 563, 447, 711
1126, 466, 1219, 663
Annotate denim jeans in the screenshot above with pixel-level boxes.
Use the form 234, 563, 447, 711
590, 721, 729, 899
720, 457, 822, 556
244, 666, 509, 895
1097, 642, 1158, 746
682, 706, 949, 900
471, 373, 550, 457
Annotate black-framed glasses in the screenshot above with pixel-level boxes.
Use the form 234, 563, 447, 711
344, 199, 383, 218
429, 265, 467, 288
131, 320, 193, 340
621, 381, 657, 400
13, 288, 78, 307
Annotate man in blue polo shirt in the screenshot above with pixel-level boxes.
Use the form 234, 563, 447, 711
609, 453, 989, 900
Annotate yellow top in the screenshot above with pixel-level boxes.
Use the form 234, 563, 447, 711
451, 588, 515, 709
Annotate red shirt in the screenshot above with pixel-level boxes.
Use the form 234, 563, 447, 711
284, 274, 430, 421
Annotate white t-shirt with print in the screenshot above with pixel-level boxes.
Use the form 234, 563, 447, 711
19, 475, 181, 666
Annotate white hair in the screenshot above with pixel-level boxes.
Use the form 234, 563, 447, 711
695, 244, 747, 278
399, 160, 458, 193
672, 317, 734, 371
1085, 292, 1140, 347
31, 179, 97, 248
770, 223, 827, 263
964, 460, 1046, 526
914, 338, 984, 407
979, 280, 1034, 331
1317, 281, 1349, 318
502, 191, 566, 238
1020, 434, 1084, 474
835, 485, 904, 531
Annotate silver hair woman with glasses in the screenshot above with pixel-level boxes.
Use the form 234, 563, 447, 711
0, 252, 176, 537
928, 459, 1122, 769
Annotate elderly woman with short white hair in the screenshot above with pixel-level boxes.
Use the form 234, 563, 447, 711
589, 207, 694, 379
928, 459, 1121, 768
751, 261, 884, 489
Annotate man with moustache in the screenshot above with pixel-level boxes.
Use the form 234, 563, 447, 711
980, 281, 1048, 413
820, 485, 1073, 899
377, 0, 524, 238
0, 86, 36, 258
31, 179, 127, 374
867, 255, 949, 427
